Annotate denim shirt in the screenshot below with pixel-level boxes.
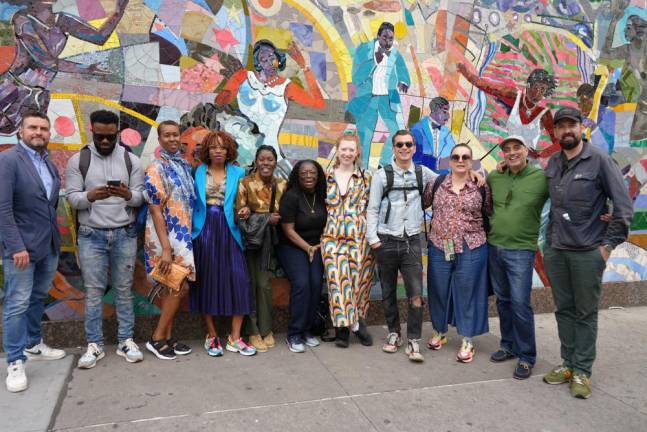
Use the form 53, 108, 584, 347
366, 162, 437, 245
19, 140, 53, 199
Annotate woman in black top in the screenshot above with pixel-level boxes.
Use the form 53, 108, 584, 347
278, 160, 327, 353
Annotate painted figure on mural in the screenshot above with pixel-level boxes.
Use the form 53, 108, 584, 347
347, 22, 411, 168
457, 63, 558, 158
576, 83, 612, 154
0, 0, 129, 136
410, 96, 455, 173
601, 0, 647, 142
214, 39, 325, 176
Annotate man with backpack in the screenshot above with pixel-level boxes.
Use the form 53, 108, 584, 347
486, 135, 548, 380
366, 130, 437, 362
65, 110, 145, 368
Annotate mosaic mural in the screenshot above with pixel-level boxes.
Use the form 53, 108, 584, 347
0, 0, 646, 320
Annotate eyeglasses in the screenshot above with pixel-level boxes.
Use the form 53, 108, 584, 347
394, 141, 414, 148
450, 154, 472, 161
93, 133, 117, 142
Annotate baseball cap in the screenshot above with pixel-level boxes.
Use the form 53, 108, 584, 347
499, 135, 528, 148
553, 107, 583, 124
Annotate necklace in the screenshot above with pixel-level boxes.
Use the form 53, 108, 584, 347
521, 92, 536, 117
262, 74, 281, 87
303, 192, 316, 214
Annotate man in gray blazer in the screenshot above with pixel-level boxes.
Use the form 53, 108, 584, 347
0, 111, 66, 393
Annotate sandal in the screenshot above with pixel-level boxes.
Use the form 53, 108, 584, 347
145, 339, 176, 360
168, 339, 192, 355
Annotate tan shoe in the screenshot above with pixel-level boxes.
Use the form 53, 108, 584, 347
249, 335, 268, 353
263, 332, 276, 348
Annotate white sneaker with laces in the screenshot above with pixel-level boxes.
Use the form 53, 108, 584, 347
6, 360, 27, 393
116, 338, 144, 363
77, 343, 105, 369
405, 339, 425, 362
24, 340, 66, 361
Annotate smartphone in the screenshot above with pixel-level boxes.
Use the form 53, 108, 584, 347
107, 179, 121, 187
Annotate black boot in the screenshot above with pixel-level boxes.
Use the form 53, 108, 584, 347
353, 319, 373, 346
335, 327, 350, 348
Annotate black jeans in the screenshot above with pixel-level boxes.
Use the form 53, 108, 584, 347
374, 234, 424, 340
276, 243, 324, 340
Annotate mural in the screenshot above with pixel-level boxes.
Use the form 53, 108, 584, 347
0, 0, 646, 320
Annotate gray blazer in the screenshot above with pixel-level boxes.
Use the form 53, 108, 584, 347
0, 144, 61, 261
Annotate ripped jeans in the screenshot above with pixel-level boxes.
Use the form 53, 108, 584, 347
78, 224, 138, 345
374, 234, 424, 340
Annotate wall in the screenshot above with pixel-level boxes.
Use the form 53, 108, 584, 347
0, 0, 646, 320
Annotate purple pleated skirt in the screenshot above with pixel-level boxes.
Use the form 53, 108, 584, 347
190, 205, 254, 316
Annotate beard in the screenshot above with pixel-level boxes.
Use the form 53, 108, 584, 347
559, 133, 581, 150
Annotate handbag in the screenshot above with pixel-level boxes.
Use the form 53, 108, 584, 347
149, 262, 191, 292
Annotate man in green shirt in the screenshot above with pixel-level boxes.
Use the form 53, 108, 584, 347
487, 135, 548, 380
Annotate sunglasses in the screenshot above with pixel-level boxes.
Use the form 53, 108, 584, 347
93, 133, 118, 142
394, 141, 414, 148
450, 154, 472, 161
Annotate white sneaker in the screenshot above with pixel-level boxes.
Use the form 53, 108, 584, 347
77, 343, 105, 369
6, 360, 27, 393
24, 340, 66, 361
116, 339, 144, 363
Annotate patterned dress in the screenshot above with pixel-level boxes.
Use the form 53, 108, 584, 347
143, 152, 196, 280
322, 167, 375, 327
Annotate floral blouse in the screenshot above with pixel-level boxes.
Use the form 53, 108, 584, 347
424, 175, 492, 254
235, 172, 287, 213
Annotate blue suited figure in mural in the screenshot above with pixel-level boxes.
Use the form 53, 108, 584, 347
411, 96, 455, 174
347, 22, 411, 168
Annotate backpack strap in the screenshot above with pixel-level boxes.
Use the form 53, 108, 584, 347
79, 146, 91, 182
269, 180, 277, 213
382, 164, 394, 224
124, 150, 132, 181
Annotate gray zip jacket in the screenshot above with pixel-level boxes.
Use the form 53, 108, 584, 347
65, 143, 144, 228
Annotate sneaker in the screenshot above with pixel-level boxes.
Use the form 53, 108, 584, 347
249, 335, 268, 352
353, 319, 373, 346
335, 327, 350, 348
543, 364, 573, 385
24, 340, 66, 361
405, 339, 425, 362
286, 337, 306, 353
513, 361, 532, 380
116, 339, 144, 363
263, 332, 276, 348
490, 349, 516, 363
168, 339, 192, 355
382, 332, 402, 353
426, 330, 448, 350
145, 340, 176, 360
226, 337, 257, 356
204, 336, 223, 357
456, 338, 475, 363
77, 343, 105, 369
6, 360, 27, 393
304, 334, 321, 347
570, 373, 592, 399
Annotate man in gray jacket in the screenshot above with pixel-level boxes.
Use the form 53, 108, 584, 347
66, 110, 145, 368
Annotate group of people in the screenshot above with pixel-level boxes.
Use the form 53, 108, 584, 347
0, 104, 633, 402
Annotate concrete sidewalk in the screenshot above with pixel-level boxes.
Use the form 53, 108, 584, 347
2, 307, 647, 432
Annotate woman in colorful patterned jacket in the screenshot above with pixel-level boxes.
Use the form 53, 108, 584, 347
322, 132, 375, 348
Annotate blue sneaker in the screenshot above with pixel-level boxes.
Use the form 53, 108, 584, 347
204, 336, 223, 357
286, 337, 306, 353
226, 337, 257, 356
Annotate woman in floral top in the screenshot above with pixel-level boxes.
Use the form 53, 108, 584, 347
423, 143, 492, 363
143, 120, 196, 360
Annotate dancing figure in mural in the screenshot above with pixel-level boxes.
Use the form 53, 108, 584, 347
410, 96, 455, 173
601, 1, 647, 142
0, 0, 129, 135
577, 83, 611, 153
215, 40, 325, 176
457, 63, 558, 158
347, 22, 411, 168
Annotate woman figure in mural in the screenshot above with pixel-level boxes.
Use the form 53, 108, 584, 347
457, 63, 559, 158
601, 0, 647, 142
0, 0, 129, 135
214, 39, 326, 176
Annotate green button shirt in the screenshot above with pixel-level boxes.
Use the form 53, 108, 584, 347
487, 165, 549, 251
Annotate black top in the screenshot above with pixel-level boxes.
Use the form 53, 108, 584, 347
279, 187, 327, 246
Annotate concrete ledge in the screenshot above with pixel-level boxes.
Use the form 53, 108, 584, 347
1, 281, 646, 349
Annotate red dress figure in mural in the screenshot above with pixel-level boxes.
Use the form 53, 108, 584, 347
0, 0, 129, 136
457, 63, 559, 158
215, 40, 325, 176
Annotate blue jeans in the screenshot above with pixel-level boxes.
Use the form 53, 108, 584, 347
78, 224, 137, 345
3, 252, 59, 363
276, 243, 324, 340
488, 245, 536, 365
